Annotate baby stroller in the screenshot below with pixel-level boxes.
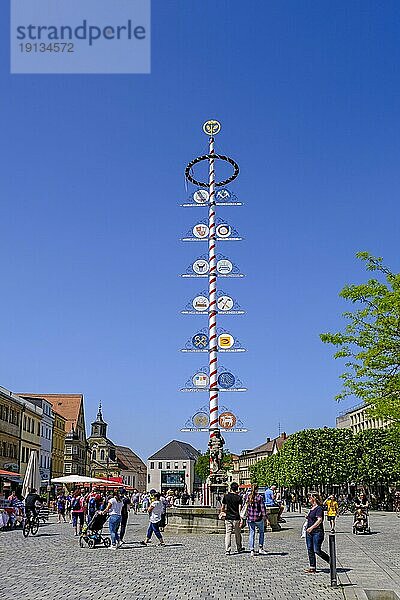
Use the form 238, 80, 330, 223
79, 511, 110, 549
352, 506, 371, 534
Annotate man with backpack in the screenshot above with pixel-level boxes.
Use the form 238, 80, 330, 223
71, 489, 85, 536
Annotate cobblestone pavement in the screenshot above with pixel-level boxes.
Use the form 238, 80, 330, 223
1, 511, 399, 599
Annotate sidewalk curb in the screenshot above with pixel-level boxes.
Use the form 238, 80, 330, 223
336, 557, 367, 600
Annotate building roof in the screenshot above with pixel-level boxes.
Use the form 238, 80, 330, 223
243, 433, 287, 456
116, 446, 146, 471
19, 394, 83, 430
148, 440, 200, 461
275, 433, 287, 450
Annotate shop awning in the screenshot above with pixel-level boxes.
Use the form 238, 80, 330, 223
0, 469, 22, 478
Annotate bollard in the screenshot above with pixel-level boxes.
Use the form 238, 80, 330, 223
329, 532, 338, 588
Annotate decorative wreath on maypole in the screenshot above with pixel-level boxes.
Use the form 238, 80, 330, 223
185, 154, 240, 188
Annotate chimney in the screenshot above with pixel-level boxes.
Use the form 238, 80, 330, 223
266, 437, 270, 443
281, 432, 287, 440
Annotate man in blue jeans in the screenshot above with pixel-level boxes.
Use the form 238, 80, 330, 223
141, 492, 165, 546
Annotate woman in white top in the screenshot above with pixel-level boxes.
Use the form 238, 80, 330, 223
103, 490, 123, 549
140, 492, 164, 546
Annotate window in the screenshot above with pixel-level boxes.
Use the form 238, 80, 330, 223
182, 463, 187, 469
147, 474, 150, 484
100, 449, 105, 461
158, 462, 162, 470
65, 463, 71, 473
174, 462, 178, 469
150, 462, 154, 469
166, 462, 170, 469
23, 415, 27, 430
92, 450, 97, 461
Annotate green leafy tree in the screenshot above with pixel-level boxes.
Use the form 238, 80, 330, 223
250, 428, 357, 488
320, 252, 400, 423
250, 426, 400, 488
195, 450, 233, 482
355, 428, 400, 484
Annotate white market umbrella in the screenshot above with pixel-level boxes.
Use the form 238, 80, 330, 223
22, 451, 41, 499
51, 475, 112, 484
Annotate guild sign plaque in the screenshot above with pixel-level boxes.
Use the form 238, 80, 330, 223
192, 296, 209, 311
192, 373, 209, 388
193, 224, 209, 239
218, 372, 236, 389
218, 333, 234, 349
192, 333, 209, 349
217, 259, 233, 275
216, 224, 231, 238
193, 189, 209, 204
219, 412, 237, 429
193, 412, 210, 428
216, 189, 231, 201
217, 296, 234, 311
193, 260, 209, 275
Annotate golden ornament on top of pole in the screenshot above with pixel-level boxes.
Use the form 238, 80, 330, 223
203, 120, 221, 137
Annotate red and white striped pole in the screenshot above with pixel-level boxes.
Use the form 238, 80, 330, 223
208, 133, 218, 475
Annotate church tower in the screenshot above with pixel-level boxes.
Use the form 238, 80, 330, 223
90, 403, 107, 438
87, 403, 120, 478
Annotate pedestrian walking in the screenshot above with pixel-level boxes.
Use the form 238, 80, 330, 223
56, 493, 66, 523
71, 490, 85, 536
245, 484, 267, 557
220, 482, 244, 556
284, 490, 292, 513
304, 492, 330, 573
65, 494, 72, 523
85, 487, 103, 523
131, 489, 140, 514
159, 492, 168, 532
324, 494, 339, 533
119, 491, 131, 544
142, 493, 150, 512
140, 492, 165, 546
103, 490, 123, 549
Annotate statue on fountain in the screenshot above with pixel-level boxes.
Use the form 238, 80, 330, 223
208, 429, 225, 474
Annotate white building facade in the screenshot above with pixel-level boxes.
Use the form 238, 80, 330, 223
336, 403, 391, 434
147, 440, 200, 495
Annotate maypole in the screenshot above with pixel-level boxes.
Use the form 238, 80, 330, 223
207, 129, 219, 466
183, 120, 241, 495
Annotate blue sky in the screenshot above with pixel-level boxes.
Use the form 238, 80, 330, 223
1, 1, 400, 460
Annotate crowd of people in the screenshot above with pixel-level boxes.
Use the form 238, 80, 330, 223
2, 481, 399, 571
219, 482, 376, 571
53, 487, 191, 549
